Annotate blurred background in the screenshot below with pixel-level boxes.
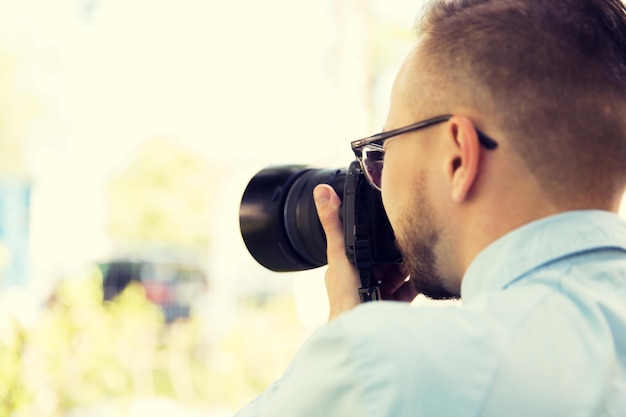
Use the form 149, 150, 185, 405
0, 0, 420, 416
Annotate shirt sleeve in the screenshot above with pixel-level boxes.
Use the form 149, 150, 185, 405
234, 317, 368, 417
235, 300, 513, 417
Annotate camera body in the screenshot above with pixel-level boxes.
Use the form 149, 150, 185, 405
239, 161, 402, 272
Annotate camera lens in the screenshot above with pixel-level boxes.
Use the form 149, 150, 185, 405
239, 166, 345, 272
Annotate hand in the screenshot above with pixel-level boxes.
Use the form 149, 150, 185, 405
375, 263, 418, 302
314, 185, 419, 320
314, 184, 361, 321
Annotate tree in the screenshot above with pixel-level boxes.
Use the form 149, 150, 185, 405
106, 138, 214, 255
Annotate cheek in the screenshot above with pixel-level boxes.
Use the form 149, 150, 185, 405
381, 152, 430, 231
381, 187, 398, 231
381, 149, 405, 195
380, 154, 400, 219
381, 160, 412, 229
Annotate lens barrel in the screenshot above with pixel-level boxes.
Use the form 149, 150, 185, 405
239, 166, 345, 272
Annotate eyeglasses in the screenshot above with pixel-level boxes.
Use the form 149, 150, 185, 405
351, 114, 499, 191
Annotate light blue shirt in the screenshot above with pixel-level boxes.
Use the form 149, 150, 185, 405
236, 210, 626, 416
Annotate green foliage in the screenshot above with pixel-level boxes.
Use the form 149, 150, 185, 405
0, 317, 30, 416
0, 270, 306, 416
16, 269, 167, 415
106, 137, 214, 250
201, 296, 305, 408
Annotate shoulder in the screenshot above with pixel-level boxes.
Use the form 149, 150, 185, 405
315, 300, 511, 416
324, 284, 591, 415
333, 295, 533, 356
252, 278, 618, 417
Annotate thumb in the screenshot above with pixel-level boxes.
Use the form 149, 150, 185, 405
314, 183, 361, 319
313, 184, 345, 260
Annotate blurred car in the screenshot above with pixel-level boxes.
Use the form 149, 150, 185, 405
99, 259, 208, 322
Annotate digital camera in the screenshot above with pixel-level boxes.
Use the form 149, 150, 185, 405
239, 161, 402, 273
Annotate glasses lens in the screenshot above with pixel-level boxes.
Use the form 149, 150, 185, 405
362, 146, 384, 190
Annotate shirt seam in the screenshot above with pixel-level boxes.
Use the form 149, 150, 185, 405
500, 245, 626, 292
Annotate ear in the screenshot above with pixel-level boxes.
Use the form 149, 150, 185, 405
446, 115, 481, 204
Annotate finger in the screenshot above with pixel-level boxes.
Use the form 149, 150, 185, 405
376, 264, 408, 293
314, 184, 361, 319
375, 263, 418, 302
388, 280, 419, 302
379, 273, 409, 296
313, 184, 346, 263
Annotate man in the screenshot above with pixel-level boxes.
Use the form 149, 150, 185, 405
236, 0, 626, 415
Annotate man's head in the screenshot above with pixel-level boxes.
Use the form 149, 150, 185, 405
416, 0, 626, 202
381, 0, 626, 298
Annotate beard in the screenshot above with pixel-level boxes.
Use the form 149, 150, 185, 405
393, 187, 460, 300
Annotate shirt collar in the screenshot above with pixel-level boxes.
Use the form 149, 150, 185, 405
461, 210, 626, 301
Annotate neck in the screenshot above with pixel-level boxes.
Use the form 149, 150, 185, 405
456, 187, 622, 278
